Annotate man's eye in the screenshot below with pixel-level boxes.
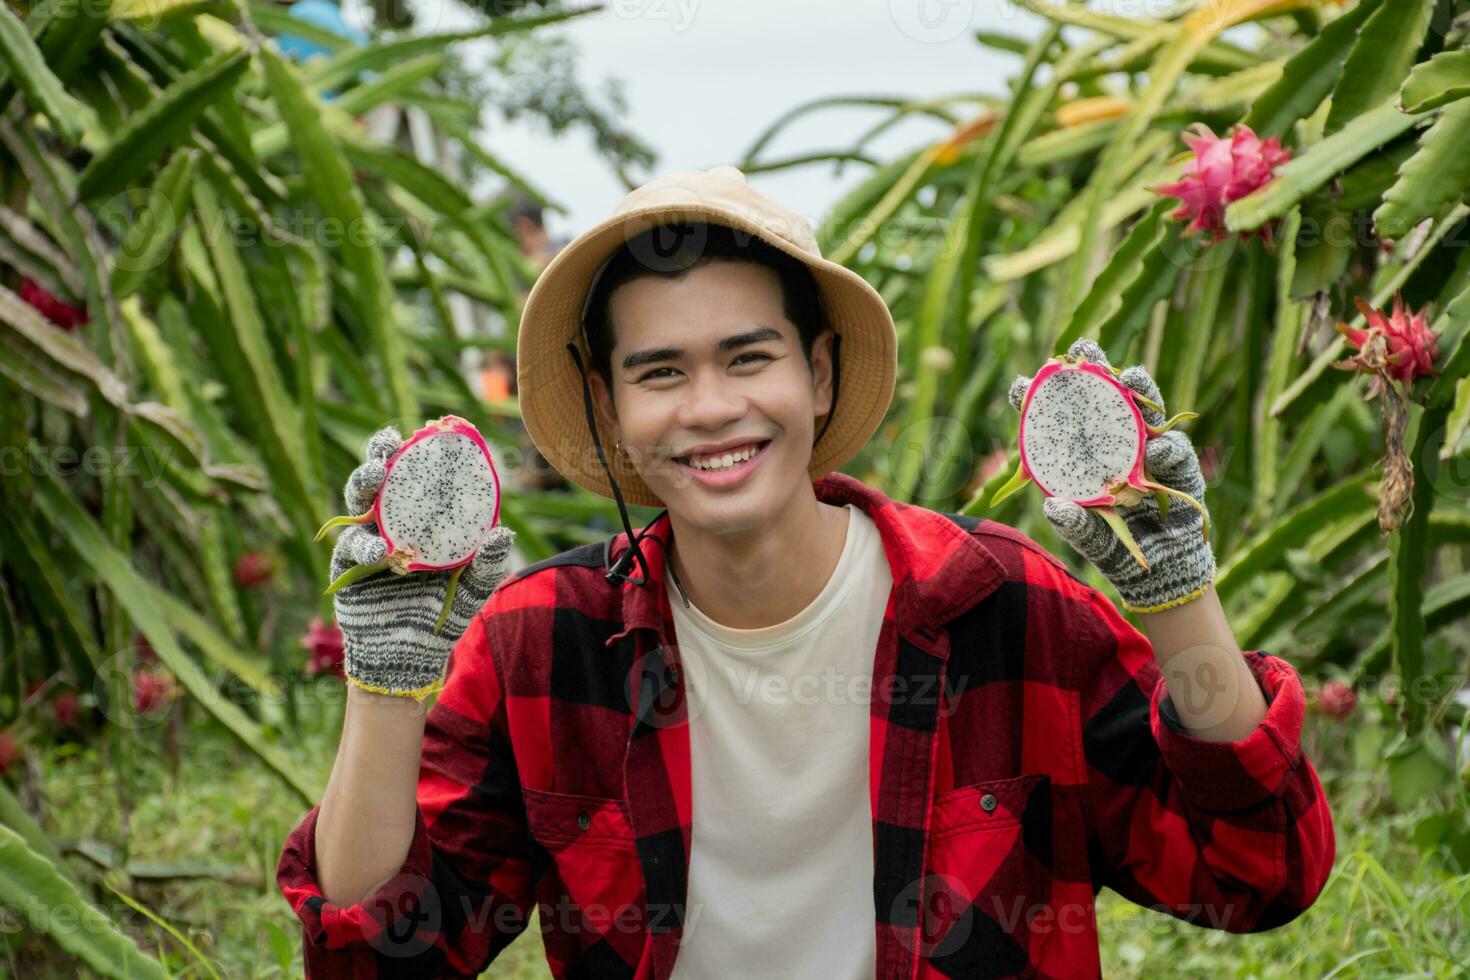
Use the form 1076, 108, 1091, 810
637, 354, 769, 383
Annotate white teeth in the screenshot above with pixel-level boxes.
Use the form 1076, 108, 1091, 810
683, 443, 761, 470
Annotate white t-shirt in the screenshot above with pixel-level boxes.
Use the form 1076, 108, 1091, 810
665, 503, 892, 980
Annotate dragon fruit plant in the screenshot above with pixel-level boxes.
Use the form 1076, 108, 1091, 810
315, 415, 502, 634
989, 353, 1207, 571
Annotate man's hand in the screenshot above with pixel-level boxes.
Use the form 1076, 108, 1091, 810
1007, 339, 1216, 614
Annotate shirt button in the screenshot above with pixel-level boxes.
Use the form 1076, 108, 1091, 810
577, 812, 591, 831
980, 793, 998, 813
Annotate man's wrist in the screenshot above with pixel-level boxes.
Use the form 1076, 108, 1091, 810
346, 680, 434, 713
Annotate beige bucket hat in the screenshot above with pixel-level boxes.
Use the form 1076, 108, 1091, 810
515, 164, 898, 510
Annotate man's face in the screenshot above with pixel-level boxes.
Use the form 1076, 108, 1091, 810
590, 260, 834, 535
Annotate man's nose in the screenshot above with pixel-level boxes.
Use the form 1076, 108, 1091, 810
678, 368, 747, 429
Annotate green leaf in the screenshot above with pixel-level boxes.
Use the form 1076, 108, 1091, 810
0, 503, 101, 680
0, 2, 87, 144
304, 5, 600, 93
76, 48, 248, 201
822, 145, 939, 267
1442, 377, 1470, 462
110, 147, 198, 299
245, 1, 352, 54
1226, 100, 1434, 232
1325, 0, 1434, 135
1385, 729, 1454, 808
984, 153, 1180, 282
1244, 0, 1382, 138
29, 466, 318, 804
1054, 202, 1171, 350
1095, 217, 1183, 357
1374, 101, 1470, 241
0, 340, 90, 414
1400, 48, 1470, 113
1009, 0, 1258, 73
1215, 473, 1377, 604
1387, 400, 1441, 734
186, 180, 323, 546
0, 283, 127, 406
0, 781, 76, 887
1254, 208, 1304, 517
0, 824, 168, 979
259, 44, 416, 421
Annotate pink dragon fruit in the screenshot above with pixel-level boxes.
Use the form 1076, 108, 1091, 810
19, 277, 89, 330
131, 666, 178, 715
0, 731, 21, 775
301, 616, 345, 679
1315, 679, 1356, 721
1333, 294, 1440, 398
990, 354, 1207, 571
233, 551, 276, 589
1154, 123, 1292, 243
53, 690, 80, 728
316, 415, 502, 634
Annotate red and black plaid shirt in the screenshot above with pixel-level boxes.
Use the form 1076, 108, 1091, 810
277, 471, 1336, 978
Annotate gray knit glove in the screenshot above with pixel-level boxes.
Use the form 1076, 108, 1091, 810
329, 426, 517, 700
1007, 339, 1216, 614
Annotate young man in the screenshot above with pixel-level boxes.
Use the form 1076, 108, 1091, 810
278, 165, 1335, 978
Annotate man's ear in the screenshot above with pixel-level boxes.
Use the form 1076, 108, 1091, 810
588, 369, 621, 445
810, 328, 836, 420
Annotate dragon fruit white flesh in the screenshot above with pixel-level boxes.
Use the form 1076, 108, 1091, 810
316, 415, 501, 633
989, 355, 1208, 571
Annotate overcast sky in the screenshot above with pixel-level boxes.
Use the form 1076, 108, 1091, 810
391, 0, 1043, 239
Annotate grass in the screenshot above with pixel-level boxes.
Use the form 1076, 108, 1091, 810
2, 688, 1466, 977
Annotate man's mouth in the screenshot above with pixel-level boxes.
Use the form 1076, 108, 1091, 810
673, 439, 772, 472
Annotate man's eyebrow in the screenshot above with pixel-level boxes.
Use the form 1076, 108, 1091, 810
621, 326, 786, 372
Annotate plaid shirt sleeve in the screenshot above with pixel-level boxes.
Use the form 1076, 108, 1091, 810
1075, 584, 1336, 933
275, 606, 535, 978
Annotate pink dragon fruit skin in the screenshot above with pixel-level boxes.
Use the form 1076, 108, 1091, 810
992, 356, 1208, 572
1017, 360, 1149, 508
1335, 295, 1440, 394
1155, 123, 1293, 243
373, 415, 502, 573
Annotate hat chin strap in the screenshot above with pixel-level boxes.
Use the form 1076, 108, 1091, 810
563, 332, 841, 590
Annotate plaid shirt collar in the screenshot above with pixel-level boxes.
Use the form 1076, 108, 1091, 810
603, 470, 1009, 655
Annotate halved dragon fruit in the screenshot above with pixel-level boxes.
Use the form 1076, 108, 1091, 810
315, 415, 501, 633
989, 355, 1207, 571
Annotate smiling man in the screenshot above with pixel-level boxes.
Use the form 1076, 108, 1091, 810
278, 165, 1336, 979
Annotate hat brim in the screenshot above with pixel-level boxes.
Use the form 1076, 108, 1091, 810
516, 202, 897, 509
